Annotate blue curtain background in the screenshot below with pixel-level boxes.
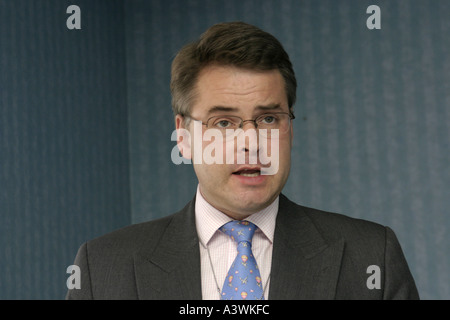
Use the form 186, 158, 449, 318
0, 0, 131, 299
0, 0, 448, 299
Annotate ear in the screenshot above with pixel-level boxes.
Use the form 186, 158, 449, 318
175, 114, 192, 160
289, 121, 294, 148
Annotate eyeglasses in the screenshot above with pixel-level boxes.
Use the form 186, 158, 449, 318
185, 112, 295, 138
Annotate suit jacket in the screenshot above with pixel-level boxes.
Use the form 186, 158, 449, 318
66, 194, 419, 299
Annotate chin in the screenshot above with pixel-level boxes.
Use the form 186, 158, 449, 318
232, 190, 276, 212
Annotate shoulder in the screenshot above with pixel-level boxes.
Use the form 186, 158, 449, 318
279, 196, 419, 299
279, 194, 388, 247
305, 205, 386, 241
84, 211, 179, 257
82, 196, 196, 258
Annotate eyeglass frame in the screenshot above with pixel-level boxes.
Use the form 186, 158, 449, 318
183, 112, 295, 135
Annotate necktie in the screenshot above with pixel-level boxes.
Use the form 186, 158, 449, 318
220, 220, 264, 300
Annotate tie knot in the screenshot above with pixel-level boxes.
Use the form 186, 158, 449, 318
220, 220, 257, 244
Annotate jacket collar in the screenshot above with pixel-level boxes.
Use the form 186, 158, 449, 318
134, 194, 344, 300
134, 197, 203, 299
268, 194, 344, 299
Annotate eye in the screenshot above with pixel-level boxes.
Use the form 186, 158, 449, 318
216, 120, 232, 128
212, 118, 239, 129
260, 115, 277, 124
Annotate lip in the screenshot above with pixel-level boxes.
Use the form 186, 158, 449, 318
232, 165, 262, 174
231, 166, 267, 186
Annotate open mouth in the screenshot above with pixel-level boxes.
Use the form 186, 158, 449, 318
232, 169, 261, 177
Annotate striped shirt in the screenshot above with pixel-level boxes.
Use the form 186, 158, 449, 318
195, 185, 278, 300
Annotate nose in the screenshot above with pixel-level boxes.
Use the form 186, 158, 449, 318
236, 123, 260, 156
241, 120, 258, 130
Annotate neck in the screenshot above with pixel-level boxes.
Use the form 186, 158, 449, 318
198, 186, 278, 220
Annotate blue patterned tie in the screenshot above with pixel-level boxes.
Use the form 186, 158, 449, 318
220, 220, 264, 300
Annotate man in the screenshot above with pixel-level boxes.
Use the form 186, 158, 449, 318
66, 22, 419, 300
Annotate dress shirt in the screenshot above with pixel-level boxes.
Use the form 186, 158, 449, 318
195, 185, 279, 300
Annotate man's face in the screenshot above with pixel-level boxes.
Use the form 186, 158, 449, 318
176, 65, 293, 219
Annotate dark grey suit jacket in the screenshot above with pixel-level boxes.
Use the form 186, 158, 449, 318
66, 194, 419, 299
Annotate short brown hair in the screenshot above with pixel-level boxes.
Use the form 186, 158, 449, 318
170, 21, 297, 117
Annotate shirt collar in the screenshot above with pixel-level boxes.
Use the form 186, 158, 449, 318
195, 185, 279, 248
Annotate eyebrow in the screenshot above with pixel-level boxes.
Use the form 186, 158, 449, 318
206, 106, 239, 115
206, 103, 282, 115
255, 103, 282, 112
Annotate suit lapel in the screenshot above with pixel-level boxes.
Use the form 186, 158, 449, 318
269, 194, 344, 299
133, 194, 344, 300
134, 198, 203, 300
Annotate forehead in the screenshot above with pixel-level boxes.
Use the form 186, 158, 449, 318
191, 65, 288, 116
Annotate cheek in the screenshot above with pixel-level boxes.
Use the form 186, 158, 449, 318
280, 141, 292, 178
279, 141, 292, 173
194, 163, 229, 184
259, 136, 291, 175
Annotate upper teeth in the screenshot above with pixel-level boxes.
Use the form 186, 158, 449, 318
239, 172, 260, 177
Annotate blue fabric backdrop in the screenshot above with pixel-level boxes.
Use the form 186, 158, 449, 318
0, 0, 448, 299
